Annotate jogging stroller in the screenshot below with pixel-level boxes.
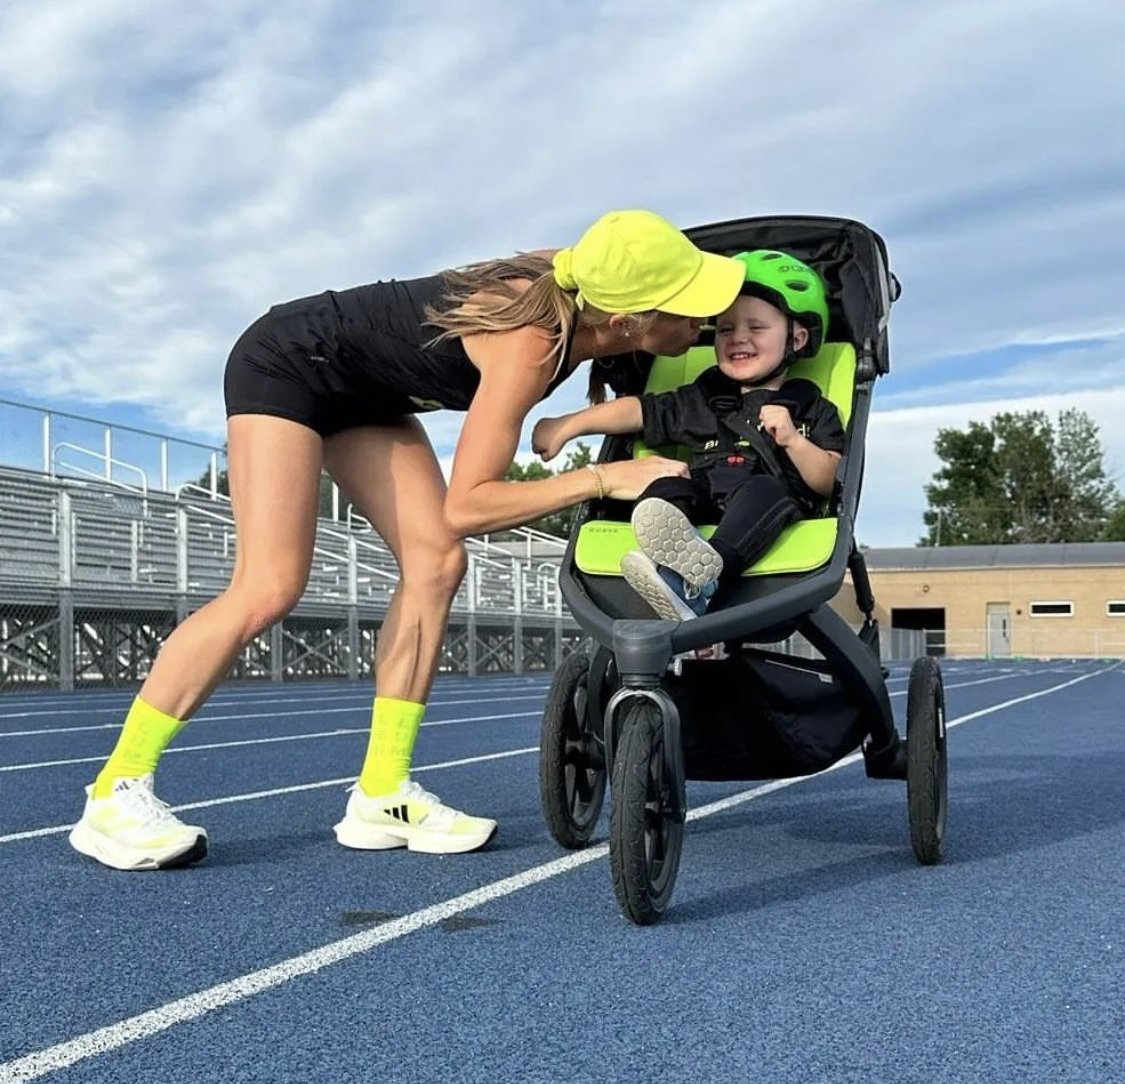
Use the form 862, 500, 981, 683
538, 215, 948, 925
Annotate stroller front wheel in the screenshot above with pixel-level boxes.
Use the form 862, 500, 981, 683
539, 645, 607, 848
906, 655, 948, 864
609, 697, 685, 925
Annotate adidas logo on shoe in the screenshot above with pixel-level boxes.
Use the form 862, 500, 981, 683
334, 779, 496, 854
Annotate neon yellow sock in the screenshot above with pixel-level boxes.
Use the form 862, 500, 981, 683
358, 696, 425, 797
92, 696, 186, 798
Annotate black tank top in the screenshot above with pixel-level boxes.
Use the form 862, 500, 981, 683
258, 274, 575, 412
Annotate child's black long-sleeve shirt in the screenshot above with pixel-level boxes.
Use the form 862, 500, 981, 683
639, 368, 847, 507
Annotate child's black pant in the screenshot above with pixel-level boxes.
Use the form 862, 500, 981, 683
639, 472, 803, 580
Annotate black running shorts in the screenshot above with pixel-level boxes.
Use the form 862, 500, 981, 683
223, 314, 419, 437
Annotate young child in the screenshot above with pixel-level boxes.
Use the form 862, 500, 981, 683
532, 249, 847, 620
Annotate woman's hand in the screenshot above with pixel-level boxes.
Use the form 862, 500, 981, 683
532, 416, 570, 462
599, 456, 688, 500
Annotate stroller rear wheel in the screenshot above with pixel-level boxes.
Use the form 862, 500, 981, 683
906, 655, 948, 864
609, 698, 685, 925
539, 645, 607, 848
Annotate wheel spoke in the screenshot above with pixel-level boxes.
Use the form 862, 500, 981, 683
571, 684, 588, 725
573, 767, 594, 804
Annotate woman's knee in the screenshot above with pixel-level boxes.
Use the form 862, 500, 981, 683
226, 572, 307, 637
400, 539, 468, 599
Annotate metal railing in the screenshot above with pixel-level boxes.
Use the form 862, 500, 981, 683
930, 628, 1125, 660
0, 466, 563, 616
1, 396, 224, 495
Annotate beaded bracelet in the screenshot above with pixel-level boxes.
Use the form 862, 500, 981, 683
586, 464, 606, 501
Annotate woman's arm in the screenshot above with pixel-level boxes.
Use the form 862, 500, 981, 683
446, 327, 684, 537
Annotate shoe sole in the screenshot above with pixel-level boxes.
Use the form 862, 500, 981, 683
620, 551, 698, 622
631, 499, 723, 589
333, 818, 498, 855
68, 823, 208, 871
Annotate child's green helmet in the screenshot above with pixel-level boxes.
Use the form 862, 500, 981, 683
732, 249, 829, 358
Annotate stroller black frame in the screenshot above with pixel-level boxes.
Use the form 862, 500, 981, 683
538, 215, 948, 925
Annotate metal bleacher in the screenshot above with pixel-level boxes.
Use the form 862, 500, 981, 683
0, 399, 578, 689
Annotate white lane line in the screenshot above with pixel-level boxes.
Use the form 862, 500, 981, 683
0, 746, 539, 845
0, 689, 548, 722
0, 676, 550, 709
0, 662, 1066, 716
0, 663, 1088, 772
0, 662, 1117, 1083
0, 694, 547, 735
941, 670, 1042, 692
0, 666, 1051, 738
0, 711, 541, 773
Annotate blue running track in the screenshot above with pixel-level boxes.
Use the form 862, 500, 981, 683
1, 660, 1123, 1083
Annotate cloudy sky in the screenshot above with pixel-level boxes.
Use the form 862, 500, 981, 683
2, 0, 1123, 545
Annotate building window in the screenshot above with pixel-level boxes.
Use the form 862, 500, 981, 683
1108, 601, 1125, 617
1029, 601, 1074, 618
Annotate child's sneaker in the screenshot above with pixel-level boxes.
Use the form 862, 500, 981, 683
621, 550, 718, 621
334, 779, 497, 854
68, 775, 208, 871
631, 498, 724, 589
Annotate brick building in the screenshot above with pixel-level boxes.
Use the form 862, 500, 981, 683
835, 543, 1125, 658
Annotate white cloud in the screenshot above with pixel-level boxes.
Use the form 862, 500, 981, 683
876, 333, 1125, 411
0, 0, 1123, 533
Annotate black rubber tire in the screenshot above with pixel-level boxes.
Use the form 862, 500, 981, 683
609, 698, 685, 925
539, 646, 606, 849
906, 655, 948, 864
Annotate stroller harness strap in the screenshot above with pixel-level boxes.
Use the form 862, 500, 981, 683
574, 342, 858, 578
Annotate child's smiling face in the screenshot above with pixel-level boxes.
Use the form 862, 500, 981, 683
713, 294, 807, 386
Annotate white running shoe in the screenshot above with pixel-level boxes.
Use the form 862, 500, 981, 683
68, 775, 208, 871
334, 779, 497, 854
631, 497, 724, 589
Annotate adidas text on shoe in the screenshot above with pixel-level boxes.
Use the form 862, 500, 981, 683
621, 550, 716, 621
68, 775, 208, 871
334, 779, 497, 854
631, 498, 723, 589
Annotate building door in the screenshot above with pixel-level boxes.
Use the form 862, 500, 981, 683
986, 603, 1011, 658
890, 607, 946, 656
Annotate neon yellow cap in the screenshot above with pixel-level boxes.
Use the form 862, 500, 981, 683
552, 209, 743, 316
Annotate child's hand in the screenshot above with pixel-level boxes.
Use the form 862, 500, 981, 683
759, 404, 799, 447
532, 416, 569, 462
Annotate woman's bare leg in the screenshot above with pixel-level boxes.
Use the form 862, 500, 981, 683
324, 419, 495, 854
71, 414, 325, 870
323, 418, 466, 703
138, 414, 323, 719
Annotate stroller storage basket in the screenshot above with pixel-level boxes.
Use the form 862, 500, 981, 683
670, 653, 868, 781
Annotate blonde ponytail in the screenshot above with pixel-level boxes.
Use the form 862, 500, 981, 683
425, 254, 578, 371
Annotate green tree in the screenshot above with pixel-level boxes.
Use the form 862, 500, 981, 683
1103, 499, 1125, 541
920, 422, 1004, 546
1054, 409, 1119, 539
920, 409, 1118, 545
